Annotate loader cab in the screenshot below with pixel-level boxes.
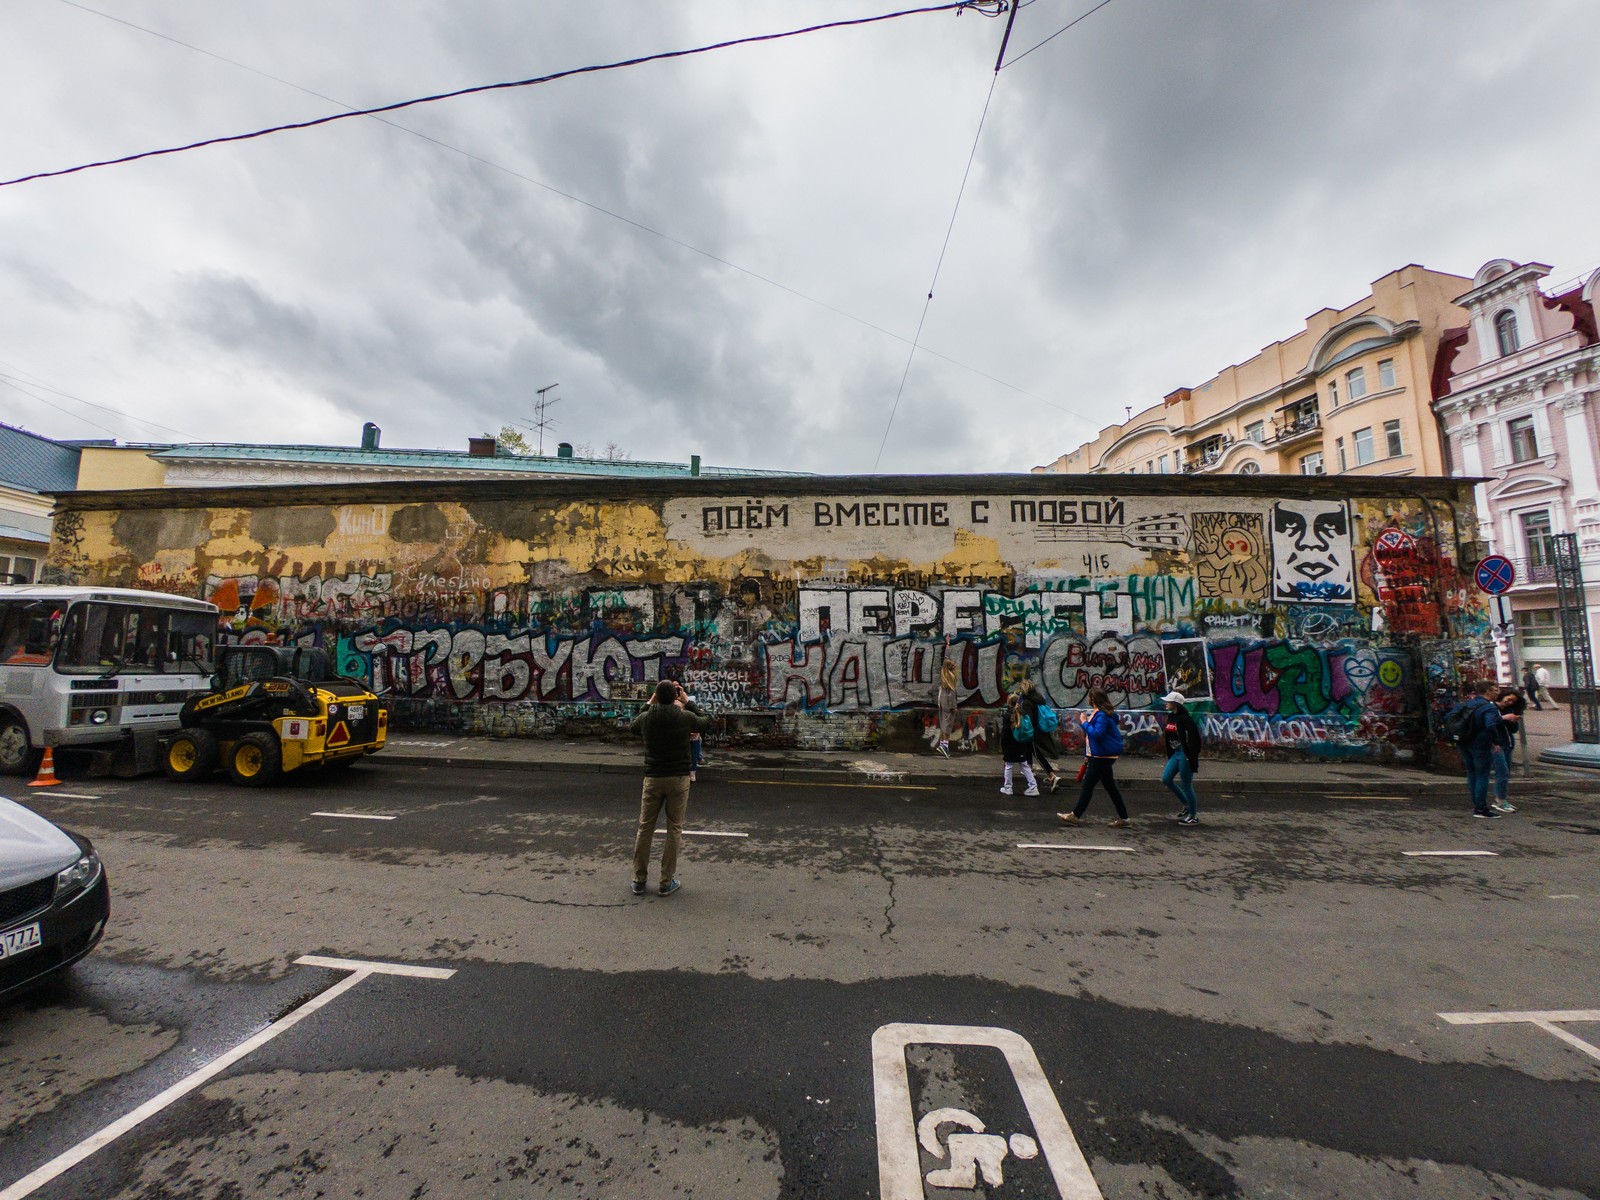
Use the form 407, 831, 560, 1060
215, 645, 331, 689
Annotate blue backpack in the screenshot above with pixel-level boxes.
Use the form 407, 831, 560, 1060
1014, 712, 1035, 741
1036, 704, 1059, 733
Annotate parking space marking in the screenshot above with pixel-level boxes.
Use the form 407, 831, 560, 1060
728, 779, 937, 791
1402, 850, 1499, 857
1439, 1009, 1600, 1065
0, 955, 453, 1200
1017, 843, 1136, 853
873, 1023, 1103, 1199
653, 829, 749, 838
310, 811, 397, 821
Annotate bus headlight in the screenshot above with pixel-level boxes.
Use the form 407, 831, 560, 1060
90, 709, 110, 725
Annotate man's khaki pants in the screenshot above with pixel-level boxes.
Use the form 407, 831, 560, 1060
632, 774, 691, 883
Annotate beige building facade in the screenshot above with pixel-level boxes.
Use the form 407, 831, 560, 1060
1034, 265, 1471, 482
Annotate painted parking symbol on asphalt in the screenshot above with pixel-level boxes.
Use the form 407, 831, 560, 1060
872, 1022, 1103, 1199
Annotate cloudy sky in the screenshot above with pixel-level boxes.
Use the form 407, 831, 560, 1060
2, 1, 1598, 476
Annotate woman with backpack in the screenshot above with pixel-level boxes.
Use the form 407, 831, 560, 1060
1020, 679, 1062, 792
1000, 692, 1041, 796
1058, 688, 1129, 827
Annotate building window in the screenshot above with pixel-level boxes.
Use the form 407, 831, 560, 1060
1328, 379, 1339, 409
1514, 609, 1563, 649
1495, 309, 1520, 356
1158, 456, 1169, 474
1520, 509, 1555, 567
1346, 367, 1368, 400
1245, 420, 1264, 443
0, 555, 38, 584
1237, 461, 1261, 474
1335, 437, 1347, 472
1384, 419, 1404, 457
1299, 451, 1324, 476
1353, 426, 1375, 466
1377, 358, 1396, 389
1507, 414, 1539, 462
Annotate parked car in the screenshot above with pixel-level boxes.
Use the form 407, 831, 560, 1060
0, 795, 109, 1003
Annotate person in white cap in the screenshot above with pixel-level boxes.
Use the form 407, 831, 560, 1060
1160, 690, 1202, 826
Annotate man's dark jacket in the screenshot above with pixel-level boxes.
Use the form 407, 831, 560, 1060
630, 700, 712, 777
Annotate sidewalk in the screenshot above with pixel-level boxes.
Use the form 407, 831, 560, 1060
381, 720, 1596, 802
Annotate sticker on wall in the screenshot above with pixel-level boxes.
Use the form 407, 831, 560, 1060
1159, 637, 1211, 701
1270, 500, 1354, 604
1192, 511, 1270, 601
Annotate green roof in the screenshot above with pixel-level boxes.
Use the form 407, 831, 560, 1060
151, 443, 808, 479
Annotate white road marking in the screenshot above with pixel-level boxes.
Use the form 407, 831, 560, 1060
1017, 843, 1136, 853
1439, 1009, 1600, 1065
1402, 850, 1499, 857
43, 792, 101, 800
1549, 894, 1580, 899
654, 829, 749, 838
0, 955, 453, 1200
310, 811, 397, 821
873, 1023, 1103, 1199
729, 779, 937, 791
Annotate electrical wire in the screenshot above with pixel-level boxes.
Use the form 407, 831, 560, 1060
44, 0, 1102, 434
3, 2, 1001, 189
1001, 0, 1119, 68
871, 73, 999, 472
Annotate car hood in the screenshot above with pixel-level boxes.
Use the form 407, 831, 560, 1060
0, 796, 81, 891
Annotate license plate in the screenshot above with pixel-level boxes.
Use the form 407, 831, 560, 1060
348, 704, 366, 720
0, 922, 42, 960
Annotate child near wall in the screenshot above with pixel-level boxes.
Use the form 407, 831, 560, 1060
1000, 694, 1040, 797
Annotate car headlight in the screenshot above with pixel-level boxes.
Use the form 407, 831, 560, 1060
91, 709, 110, 725
56, 851, 102, 902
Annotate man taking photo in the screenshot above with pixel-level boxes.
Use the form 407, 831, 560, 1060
629, 680, 712, 897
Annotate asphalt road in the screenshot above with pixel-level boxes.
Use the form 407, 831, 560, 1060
2, 758, 1598, 1199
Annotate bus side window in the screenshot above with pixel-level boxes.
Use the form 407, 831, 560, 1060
23, 607, 59, 657
1, 602, 56, 665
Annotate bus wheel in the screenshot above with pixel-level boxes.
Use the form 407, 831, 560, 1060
164, 729, 219, 781
0, 715, 41, 777
228, 731, 282, 787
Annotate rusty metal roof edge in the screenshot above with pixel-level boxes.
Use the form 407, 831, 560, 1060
46, 472, 1482, 513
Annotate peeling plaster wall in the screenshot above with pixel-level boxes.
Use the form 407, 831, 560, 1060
47, 476, 1494, 763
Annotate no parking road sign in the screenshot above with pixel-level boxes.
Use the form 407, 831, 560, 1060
1475, 554, 1516, 595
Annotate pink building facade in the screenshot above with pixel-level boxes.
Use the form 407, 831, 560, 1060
1434, 259, 1600, 690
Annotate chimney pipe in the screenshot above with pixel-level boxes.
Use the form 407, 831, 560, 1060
361, 422, 381, 450
468, 436, 497, 457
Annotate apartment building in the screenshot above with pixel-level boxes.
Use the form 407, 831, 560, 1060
1434, 259, 1600, 689
1034, 265, 1471, 481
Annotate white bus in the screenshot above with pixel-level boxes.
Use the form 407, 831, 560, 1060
0, 586, 220, 775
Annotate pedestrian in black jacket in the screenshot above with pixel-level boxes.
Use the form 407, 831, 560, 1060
1160, 690, 1202, 825
628, 680, 711, 896
1019, 680, 1061, 792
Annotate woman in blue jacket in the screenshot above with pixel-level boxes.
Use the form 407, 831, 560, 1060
1058, 688, 1129, 827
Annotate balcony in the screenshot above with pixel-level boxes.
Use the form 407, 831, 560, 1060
1182, 434, 1232, 473
1272, 414, 1322, 445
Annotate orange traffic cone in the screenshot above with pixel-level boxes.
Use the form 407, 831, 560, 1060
28, 746, 62, 788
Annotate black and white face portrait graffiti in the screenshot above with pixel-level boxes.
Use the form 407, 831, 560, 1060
1270, 500, 1354, 603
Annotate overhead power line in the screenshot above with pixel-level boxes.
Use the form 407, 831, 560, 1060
3, 2, 1005, 190
45, 0, 1104, 434
0, 362, 196, 440
1001, 0, 1119, 68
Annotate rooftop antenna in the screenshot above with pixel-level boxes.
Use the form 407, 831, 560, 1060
532, 383, 560, 455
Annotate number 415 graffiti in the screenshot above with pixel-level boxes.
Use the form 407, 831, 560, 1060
872, 1023, 1104, 1198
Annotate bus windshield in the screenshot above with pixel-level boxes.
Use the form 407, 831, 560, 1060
55, 601, 216, 676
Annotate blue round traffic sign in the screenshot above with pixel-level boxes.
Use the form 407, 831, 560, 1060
1475, 555, 1516, 595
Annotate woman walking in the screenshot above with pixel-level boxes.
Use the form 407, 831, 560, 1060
1020, 679, 1062, 792
1000, 693, 1041, 796
1058, 688, 1128, 827
935, 652, 959, 758
1160, 690, 1202, 826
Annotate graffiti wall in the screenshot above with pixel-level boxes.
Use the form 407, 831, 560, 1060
46, 477, 1493, 762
